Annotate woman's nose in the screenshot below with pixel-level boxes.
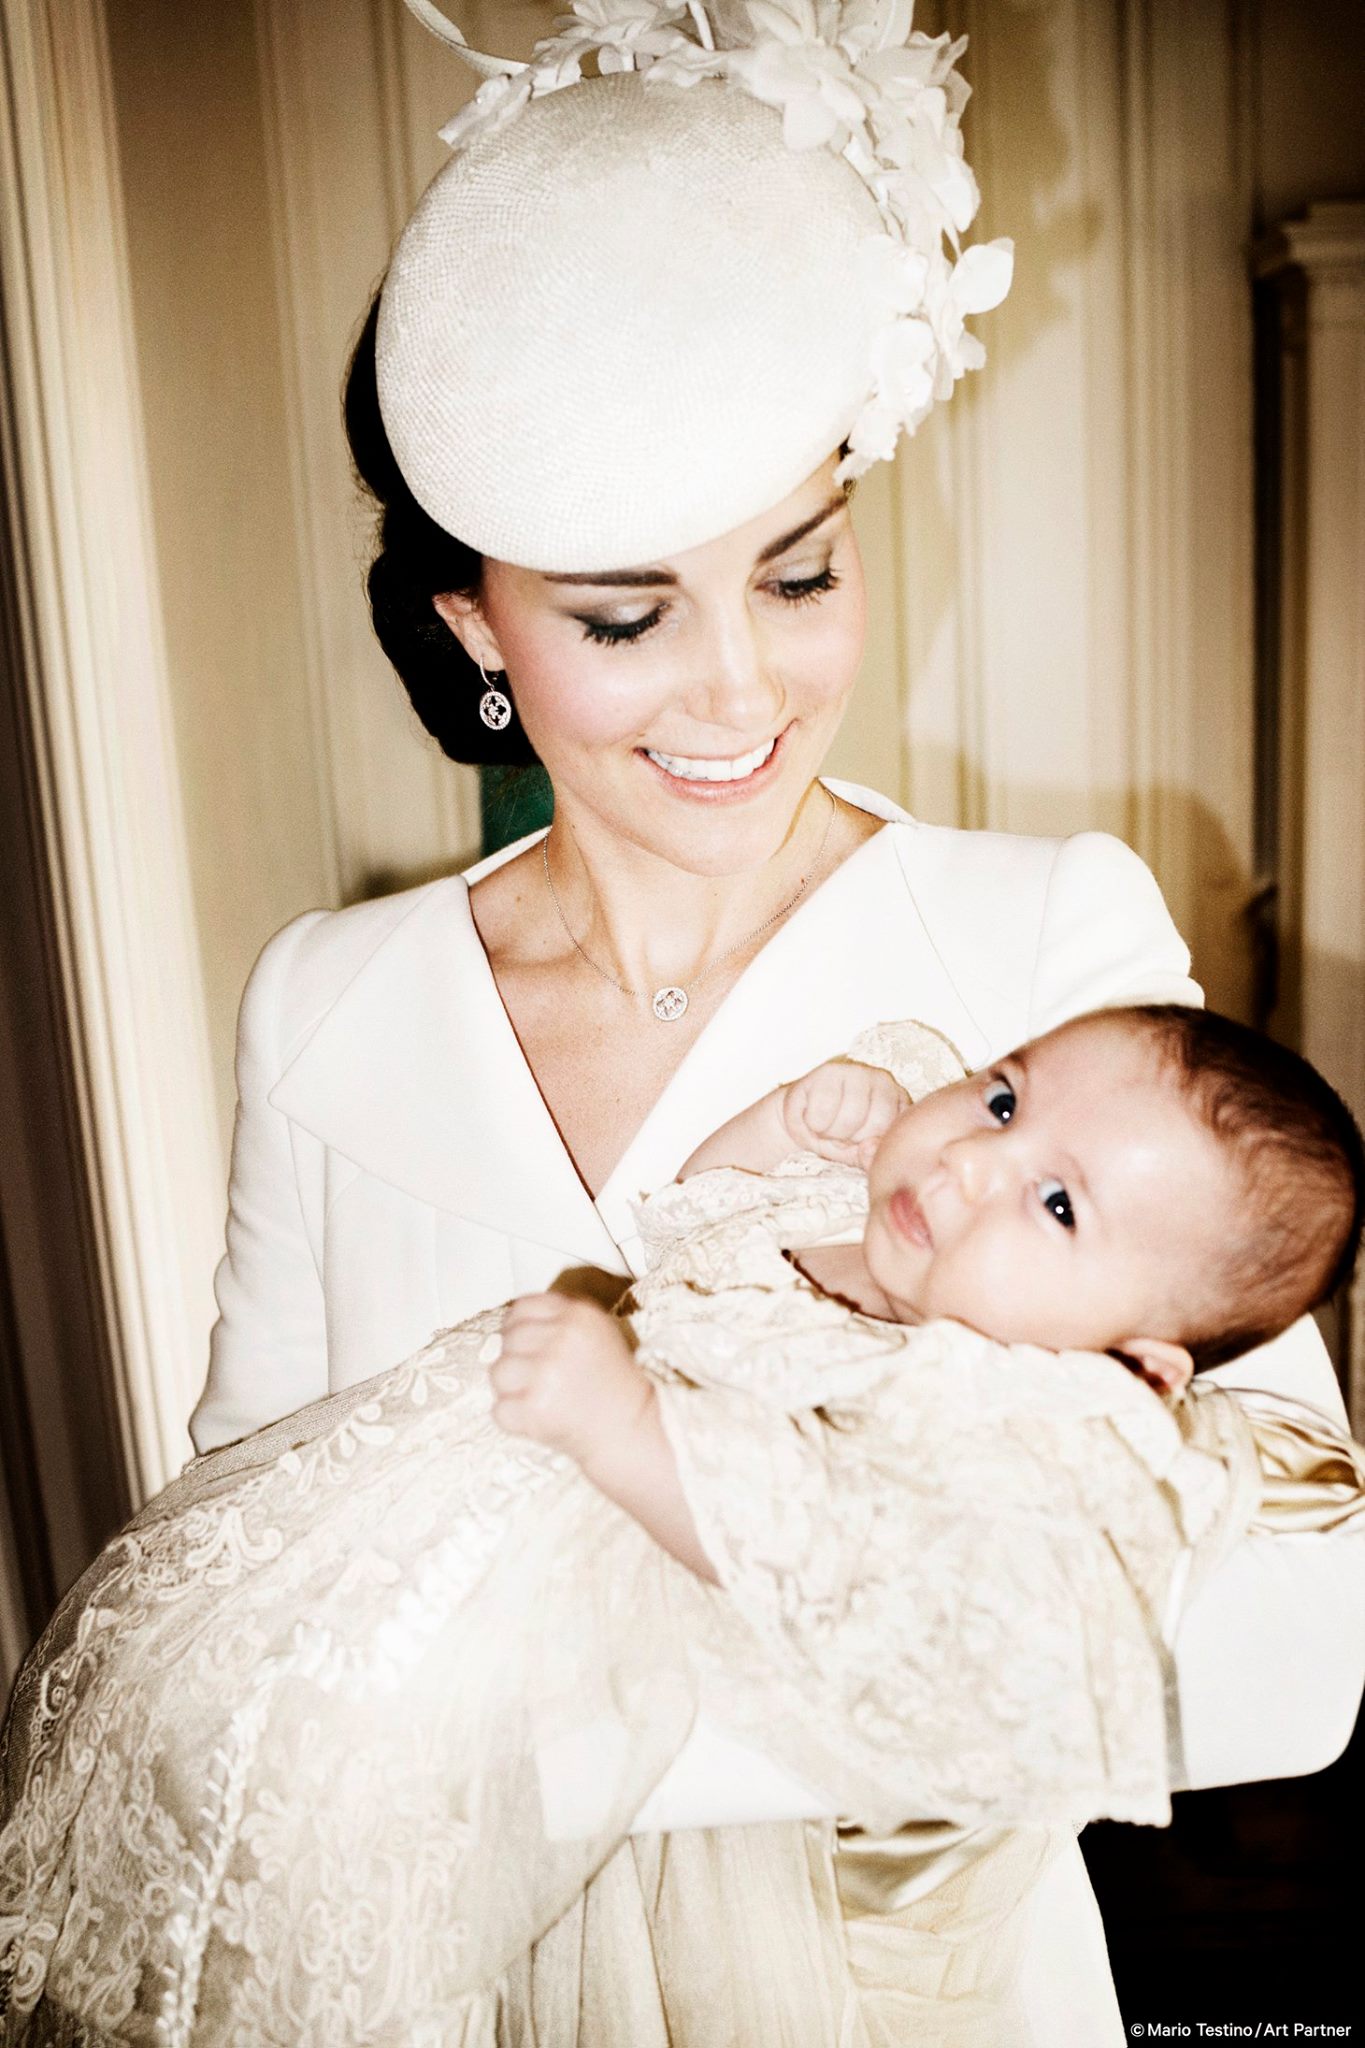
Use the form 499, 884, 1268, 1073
689, 608, 784, 733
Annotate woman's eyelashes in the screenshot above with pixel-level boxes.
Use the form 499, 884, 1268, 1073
577, 605, 665, 647
572, 564, 841, 649
772, 564, 841, 607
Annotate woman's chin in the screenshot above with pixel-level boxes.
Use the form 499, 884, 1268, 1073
592, 756, 827, 875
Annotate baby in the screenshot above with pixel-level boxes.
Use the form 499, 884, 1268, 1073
4, 1005, 1362, 2048
492, 1002, 1364, 1585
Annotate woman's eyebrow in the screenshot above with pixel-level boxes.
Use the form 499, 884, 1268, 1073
754, 493, 848, 564
544, 566, 678, 588
542, 492, 849, 589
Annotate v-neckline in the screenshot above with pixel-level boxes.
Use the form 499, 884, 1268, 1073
268, 780, 997, 1266
459, 803, 900, 1214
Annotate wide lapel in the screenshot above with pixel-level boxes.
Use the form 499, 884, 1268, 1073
269, 873, 621, 1267
595, 782, 992, 1272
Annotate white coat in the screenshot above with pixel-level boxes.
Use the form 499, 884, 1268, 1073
194, 781, 1365, 2046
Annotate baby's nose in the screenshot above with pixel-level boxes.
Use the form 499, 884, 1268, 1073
944, 1130, 1005, 1202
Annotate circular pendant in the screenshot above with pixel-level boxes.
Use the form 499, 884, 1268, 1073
652, 985, 689, 1023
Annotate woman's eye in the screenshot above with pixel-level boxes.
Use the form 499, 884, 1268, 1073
577, 605, 666, 648
1038, 1178, 1075, 1231
771, 566, 840, 606
982, 1077, 1016, 1123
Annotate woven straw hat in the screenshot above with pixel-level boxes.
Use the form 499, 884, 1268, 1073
377, 1, 1012, 572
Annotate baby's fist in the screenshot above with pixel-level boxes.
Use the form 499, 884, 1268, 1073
492, 1294, 649, 1467
780, 1059, 910, 1169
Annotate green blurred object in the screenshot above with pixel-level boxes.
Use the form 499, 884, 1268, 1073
479, 764, 554, 856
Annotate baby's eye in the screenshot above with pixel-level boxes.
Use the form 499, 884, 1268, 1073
1038, 1177, 1075, 1231
982, 1077, 1016, 1123
577, 605, 667, 648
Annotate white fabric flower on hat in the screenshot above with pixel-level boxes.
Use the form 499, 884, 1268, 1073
554, 0, 696, 74
726, 1, 869, 151
837, 227, 1012, 478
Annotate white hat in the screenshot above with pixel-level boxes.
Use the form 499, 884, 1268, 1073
378, 0, 1013, 572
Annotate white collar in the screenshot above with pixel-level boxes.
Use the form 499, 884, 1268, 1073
270, 783, 983, 1266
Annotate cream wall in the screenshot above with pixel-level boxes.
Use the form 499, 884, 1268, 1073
106, 0, 332, 1146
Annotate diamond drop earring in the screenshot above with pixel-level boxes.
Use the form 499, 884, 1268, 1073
477, 660, 513, 731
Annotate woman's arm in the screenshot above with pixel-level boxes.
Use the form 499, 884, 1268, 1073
1030, 830, 1365, 1783
190, 915, 331, 1454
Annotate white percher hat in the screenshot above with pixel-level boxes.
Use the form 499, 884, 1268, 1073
378, 0, 1013, 571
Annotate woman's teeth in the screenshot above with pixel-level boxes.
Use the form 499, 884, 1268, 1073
644, 738, 776, 783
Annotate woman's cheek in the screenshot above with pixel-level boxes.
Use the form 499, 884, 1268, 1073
792, 597, 865, 707
513, 640, 661, 754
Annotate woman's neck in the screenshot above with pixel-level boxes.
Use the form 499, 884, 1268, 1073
540, 782, 848, 994
466, 785, 883, 1198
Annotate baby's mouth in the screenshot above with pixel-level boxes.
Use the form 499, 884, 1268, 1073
887, 1186, 933, 1249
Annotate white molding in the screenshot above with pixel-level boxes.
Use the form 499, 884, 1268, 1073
0, 2, 224, 1495
0, 1466, 29, 1695
1117, 0, 1258, 1012
254, 0, 485, 897
1259, 206, 1365, 1426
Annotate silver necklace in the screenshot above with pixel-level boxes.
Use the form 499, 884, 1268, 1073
541, 789, 836, 1022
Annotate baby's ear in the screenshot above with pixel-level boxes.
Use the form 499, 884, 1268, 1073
1115, 1336, 1194, 1399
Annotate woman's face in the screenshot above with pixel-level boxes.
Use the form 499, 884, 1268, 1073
437, 456, 866, 875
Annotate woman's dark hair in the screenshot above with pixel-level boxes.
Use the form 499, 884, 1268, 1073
343, 292, 539, 766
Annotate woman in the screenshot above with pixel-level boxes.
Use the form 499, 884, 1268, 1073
189, 3, 1361, 2042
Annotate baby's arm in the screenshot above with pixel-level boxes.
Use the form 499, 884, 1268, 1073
679, 1059, 909, 1178
493, 1295, 719, 1583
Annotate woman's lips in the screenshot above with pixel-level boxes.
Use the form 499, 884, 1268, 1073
887, 1186, 933, 1249
637, 723, 790, 802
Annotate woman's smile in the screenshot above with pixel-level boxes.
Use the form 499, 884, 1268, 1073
638, 724, 789, 801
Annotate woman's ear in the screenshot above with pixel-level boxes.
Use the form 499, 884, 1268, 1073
433, 591, 505, 674
1115, 1335, 1194, 1399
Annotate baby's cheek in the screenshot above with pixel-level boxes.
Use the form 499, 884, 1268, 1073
928, 1233, 1042, 1344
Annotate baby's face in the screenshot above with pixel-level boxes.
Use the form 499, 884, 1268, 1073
862, 1013, 1234, 1354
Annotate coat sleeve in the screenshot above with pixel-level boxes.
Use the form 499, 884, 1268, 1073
1029, 828, 1365, 1784
190, 914, 331, 1453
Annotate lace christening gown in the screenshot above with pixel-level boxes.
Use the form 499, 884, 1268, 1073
3, 1024, 1357, 2047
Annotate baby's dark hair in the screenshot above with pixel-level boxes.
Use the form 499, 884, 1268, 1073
1124, 1005, 1364, 1369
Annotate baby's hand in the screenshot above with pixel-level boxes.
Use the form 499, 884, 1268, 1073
780, 1059, 910, 1169
492, 1294, 652, 1469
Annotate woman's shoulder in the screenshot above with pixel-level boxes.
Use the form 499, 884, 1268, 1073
243, 872, 474, 1064
832, 787, 1196, 1048
854, 792, 1177, 947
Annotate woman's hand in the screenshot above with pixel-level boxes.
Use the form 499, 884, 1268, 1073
493, 1294, 652, 1470
780, 1059, 910, 1168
